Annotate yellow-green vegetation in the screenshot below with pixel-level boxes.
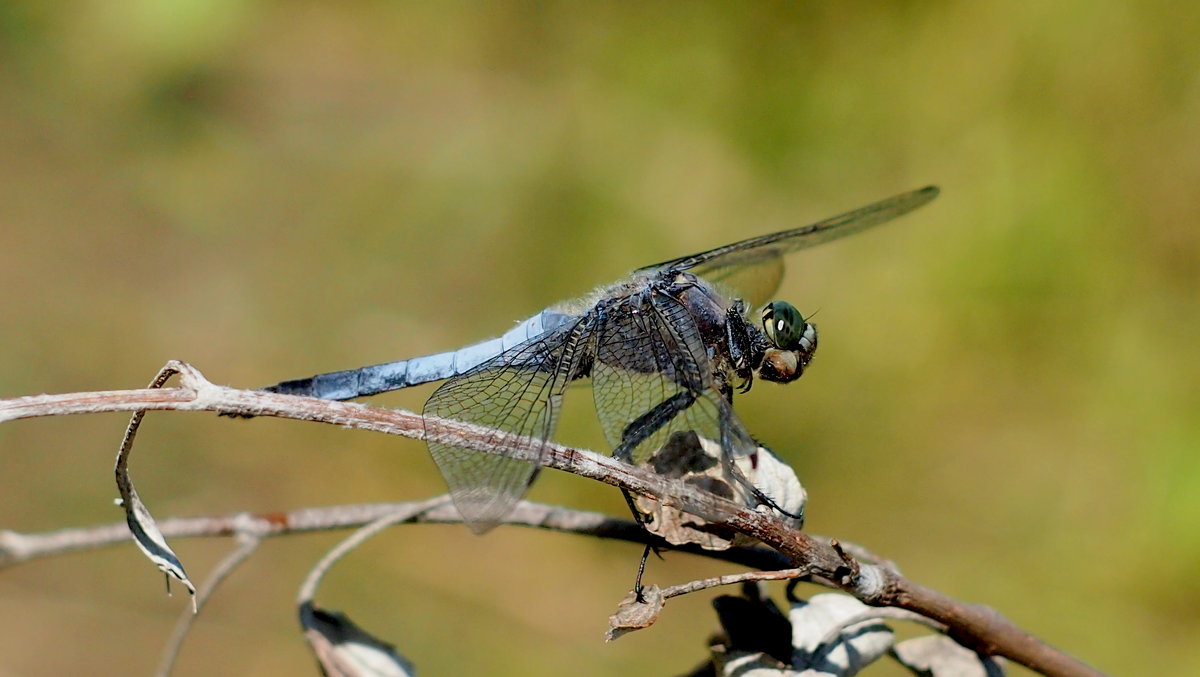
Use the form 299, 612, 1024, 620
1, 3, 1196, 676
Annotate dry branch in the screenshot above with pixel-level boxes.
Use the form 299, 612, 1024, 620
0, 361, 1106, 677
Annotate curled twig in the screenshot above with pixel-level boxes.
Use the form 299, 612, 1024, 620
155, 532, 262, 677
296, 497, 452, 606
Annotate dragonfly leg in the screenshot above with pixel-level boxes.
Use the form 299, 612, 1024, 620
634, 544, 653, 601
724, 303, 765, 394
620, 487, 649, 529
612, 390, 697, 462
613, 391, 715, 600
751, 485, 805, 524
619, 488, 666, 601
722, 454, 806, 526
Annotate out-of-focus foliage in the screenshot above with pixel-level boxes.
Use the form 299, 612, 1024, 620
1, 3, 1196, 676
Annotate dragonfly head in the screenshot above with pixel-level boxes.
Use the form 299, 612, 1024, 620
758, 301, 817, 384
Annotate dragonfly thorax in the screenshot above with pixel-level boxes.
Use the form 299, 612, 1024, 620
757, 301, 817, 383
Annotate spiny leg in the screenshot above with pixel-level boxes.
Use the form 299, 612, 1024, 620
721, 450, 806, 524
724, 302, 762, 395
619, 488, 662, 601
613, 390, 697, 599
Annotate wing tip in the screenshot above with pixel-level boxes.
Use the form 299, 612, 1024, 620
915, 184, 940, 202
895, 184, 940, 215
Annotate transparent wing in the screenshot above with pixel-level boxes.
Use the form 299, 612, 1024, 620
591, 292, 757, 470
637, 186, 939, 309
698, 255, 783, 319
424, 320, 586, 533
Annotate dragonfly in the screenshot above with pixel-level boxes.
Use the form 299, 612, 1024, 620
263, 186, 939, 533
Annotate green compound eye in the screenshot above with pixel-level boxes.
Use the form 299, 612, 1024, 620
761, 301, 809, 350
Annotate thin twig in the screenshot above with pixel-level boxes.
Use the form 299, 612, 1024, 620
155, 533, 263, 677
659, 566, 812, 600
297, 497, 452, 605
0, 500, 792, 573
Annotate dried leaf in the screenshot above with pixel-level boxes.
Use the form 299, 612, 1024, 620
715, 649, 797, 676
748, 443, 806, 527
790, 594, 894, 676
116, 492, 196, 605
300, 603, 417, 677
892, 635, 1005, 677
635, 433, 806, 550
711, 584, 793, 664
606, 585, 664, 641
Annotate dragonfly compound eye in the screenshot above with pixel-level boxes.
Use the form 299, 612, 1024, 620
761, 301, 811, 351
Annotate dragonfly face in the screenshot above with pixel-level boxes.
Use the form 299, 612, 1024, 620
757, 301, 817, 384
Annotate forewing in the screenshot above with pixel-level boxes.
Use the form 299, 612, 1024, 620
637, 186, 938, 308
424, 320, 585, 533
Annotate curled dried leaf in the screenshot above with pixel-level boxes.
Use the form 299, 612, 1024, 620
606, 585, 664, 641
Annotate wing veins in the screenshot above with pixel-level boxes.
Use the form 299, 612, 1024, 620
633, 187, 939, 309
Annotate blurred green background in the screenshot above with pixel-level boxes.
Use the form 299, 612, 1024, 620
1, 2, 1197, 675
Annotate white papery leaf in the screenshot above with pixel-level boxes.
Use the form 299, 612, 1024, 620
301, 604, 417, 677
117, 492, 195, 605
892, 634, 1005, 677
789, 594, 894, 676
746, 442, 806, 527
717, 649, 798, 676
